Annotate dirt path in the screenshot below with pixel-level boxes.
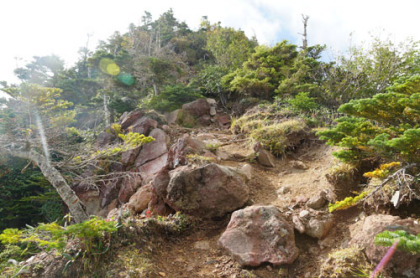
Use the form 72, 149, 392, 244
150, 127, 341, 278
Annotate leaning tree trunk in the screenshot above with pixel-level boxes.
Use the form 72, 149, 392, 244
10, 149, 89, 223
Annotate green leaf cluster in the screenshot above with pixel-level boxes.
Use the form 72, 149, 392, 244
328, 191, 369, 212
375, 230, 420, 254
0, 216, 118, 255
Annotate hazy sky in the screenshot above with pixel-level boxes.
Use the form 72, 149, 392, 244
1, 0, 420, 86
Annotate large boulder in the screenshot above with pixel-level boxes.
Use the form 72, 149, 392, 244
127, 183, 154, 214
350, 214, 420, 277
181, 98, 210, 117
118, 174, 142, 203
138, 153, 168, 183
120, 109, 144, 130
95, 131, 116, 147
129, 116, 157, 135
164, 163, 249, 218
167, 134, 206, 169
219, 205, 298, 266
135, 128, 168, 167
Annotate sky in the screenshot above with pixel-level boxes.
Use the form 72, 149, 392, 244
1, 0, 420, 88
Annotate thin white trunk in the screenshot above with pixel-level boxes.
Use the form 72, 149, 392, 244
9, 149, 89, 223
104, 94, 110, 126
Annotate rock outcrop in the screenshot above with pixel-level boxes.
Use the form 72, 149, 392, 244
219, 205, 298, 266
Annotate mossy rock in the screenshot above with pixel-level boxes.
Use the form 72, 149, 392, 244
144, 110, 167, 126
326, 158, 378, 200
176, 109, 197, 128
250, 119, 309, 156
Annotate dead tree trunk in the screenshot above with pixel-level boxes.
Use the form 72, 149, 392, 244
301, 15, 309, 51
7, 149, 89, 223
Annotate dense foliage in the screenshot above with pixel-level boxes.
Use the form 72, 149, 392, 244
317, 75, 420, 164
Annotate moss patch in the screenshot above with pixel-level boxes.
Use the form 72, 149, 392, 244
319, 247, 373, 278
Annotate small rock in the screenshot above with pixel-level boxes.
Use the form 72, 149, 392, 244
299, 210, 310, 218
158, 272, 166, 277
277, 186, 291, 194
293, 209, 334, 239
293, 215, 305, 233
239, 164, 252, 180
193, 240, 210, 250
210, 106, 217, 116
127, 183, 154, 214
306, 216, 334, 239
296, 195, 309, 204
306, 191, 327, 210
256, 149, 275, 167
206, 98, 217, 106
290, 160, 308, 170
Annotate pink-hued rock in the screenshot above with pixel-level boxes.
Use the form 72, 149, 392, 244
216, 114, 231, 128
139, 153, 168, 182
121, 146, 141, 166
165, 163, 249, 218
100, 181, 119, 208
219, 205, 298, 266
182, 98, 210, 117
198, 114, 212, 126
292, 209, 334, 239
118, 174, 142, 203
95, 131, 116, 147
350, 214, 420, 277
254, 143, 275, 167
75, 189, 102, 216
129, 116, 157, 135
152, 167, 170, 197
167, 134, 205, 169
135, 128, 168, 167
165, 109, 180, 125
120, 109, 144, 130
127, 183, 154, 213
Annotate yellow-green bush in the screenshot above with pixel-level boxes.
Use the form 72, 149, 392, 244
249, 120, 307, 156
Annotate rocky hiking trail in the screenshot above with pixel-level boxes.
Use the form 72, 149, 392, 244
18, 100, 420, 278
149, 126, 339, 278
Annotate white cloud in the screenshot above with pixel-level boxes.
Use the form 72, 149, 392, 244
1, 0, 419, 84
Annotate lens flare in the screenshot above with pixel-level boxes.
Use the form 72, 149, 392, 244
99, 58, 120, 76
117, 73, 135, 86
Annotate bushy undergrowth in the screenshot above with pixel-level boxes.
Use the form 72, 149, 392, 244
231, 104, 309, 156
0, 216, 119, 276
147, 84, 203, 112
317, 76, 420, 165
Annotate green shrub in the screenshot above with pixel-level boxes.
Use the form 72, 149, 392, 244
287, 92, 318, 112
317, 75, 420, 164
0, 244, 23, 273
250, 120, 307, 156
375, 230, 420, 254
0, 216, 119, 256
148, 84, 203, 112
